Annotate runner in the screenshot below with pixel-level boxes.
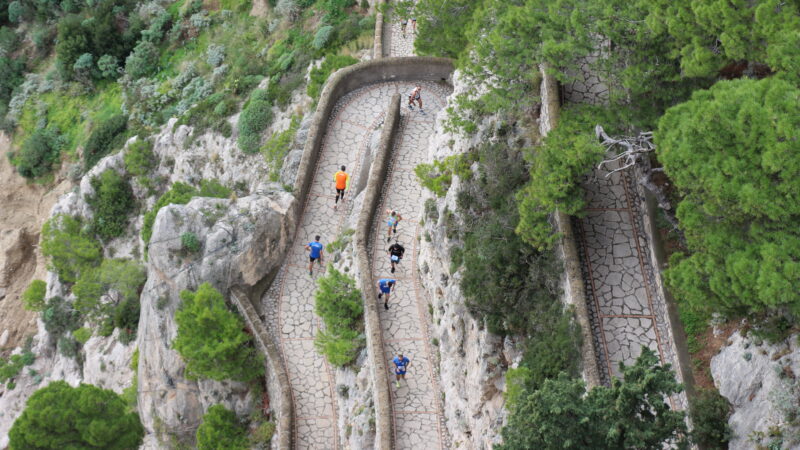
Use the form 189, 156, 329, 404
333, 165, 350, 209
377, 278, 396, 310
410, 17, 417, 34
407, 85, 423, 113
305, 235, 324, 276
392, 353, 411, 388
400, 18, 408, 38
387, 241, 405, 274
386, 209, 403, 242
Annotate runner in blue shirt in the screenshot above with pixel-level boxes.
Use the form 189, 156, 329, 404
392, 353, 411, 388
305, 235, 324, 276
377, 278, 396, 310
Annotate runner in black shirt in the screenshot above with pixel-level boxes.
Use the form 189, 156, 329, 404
387, 242, 405, 274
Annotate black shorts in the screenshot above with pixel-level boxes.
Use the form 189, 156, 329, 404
336, 188, 345, 196
310, 256, 320, 263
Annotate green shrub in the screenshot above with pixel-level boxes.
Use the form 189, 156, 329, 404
0, 55, 25, 105
312, 25, 335, 50
15, 128, 64, 179
9, 381, 144, 449
314, 266, 364, 366
181, 232, 201, 253
238, 89, 274, 154
125, 40, 160, 79
41, 296, 82, 342
57, 336, 79, 358
261, 115, 300, 181
142, 182, 198, 244
72, 327, 92, 344
689, 388, 732, 449
307, 54, 358, 99
73, 258, 146, 330
22, 279, 47, 311
86, 170, 135, 239
250, 421, 276, 446
414, 154, 472, 198
84, 114, 128, 170
174, 283, 263, 382
124, 139, 157, 177
41, 215, 102, 283
0, 350, 35, 388
198, 179, 232, 198
196, 405, 248, 450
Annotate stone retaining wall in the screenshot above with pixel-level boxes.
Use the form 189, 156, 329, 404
373, 0, 385, 59
355, 93, 401, 450
231, 288, 293, 449
539, 64, 602, 388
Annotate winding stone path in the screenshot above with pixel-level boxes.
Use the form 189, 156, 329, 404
576, 162, 686, 407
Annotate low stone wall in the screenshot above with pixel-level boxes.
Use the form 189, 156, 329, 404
291, 56, 454, 226
230, 288, 293, 450
355, 94, 400, 450
539, 64, 602, 388
373, 0, 385, 59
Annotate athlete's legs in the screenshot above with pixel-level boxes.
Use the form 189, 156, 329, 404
308, 256, 315, 275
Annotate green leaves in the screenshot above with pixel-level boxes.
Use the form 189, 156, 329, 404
196, 405, 249, 450
86, 169, 135, 240
657, 77, 800, 316
41, 214, 102, 284
313, 266, 364, 366
22, 279, 47, 311
9, 381, 144, 450
173, 283, 263, 382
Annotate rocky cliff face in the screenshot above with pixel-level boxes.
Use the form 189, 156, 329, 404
712, 330, 800, 449
414, 72, 518, 449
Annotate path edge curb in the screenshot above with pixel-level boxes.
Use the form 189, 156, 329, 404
356, 93, 401, 450
539, 64, 603, 388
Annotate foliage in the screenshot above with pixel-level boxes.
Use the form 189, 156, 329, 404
9, 381, 144, 449
86, 170, 135, 239
173, 283, 263, 382
181, 232, 201, 253
123, 139, 157, 177
0, 349, 35, 388
307, 54, 358, 99
97, 54, 121, 79
22, 279, 47, 311
409, 0, 481, 59
499, 348, 687, 449
516, 106, 610, 250
312, 25, 334, 50
14, 128, 64, 179
196, 405, 248, 450
238, 89, 273, 154
73, 258, 146, 331
83, 114, 127, 170
689, 388, 732, 449
658, 78, 800, 317
314, 266, 364, 366
125, 40, 160, 79
141, 182, 197, 244
41, 296, 82, 342
72, 327, 92, 344
261, 114, 300, 181
0, 55, 24, 106
414, 154, 472, 198
198, 179, 232, 198
250, 421, 276, 446
41, 215, 102, 283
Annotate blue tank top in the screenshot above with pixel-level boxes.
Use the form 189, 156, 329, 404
308, 242, 323, 258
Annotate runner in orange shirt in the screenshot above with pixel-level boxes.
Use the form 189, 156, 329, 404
333, 165, 350, 209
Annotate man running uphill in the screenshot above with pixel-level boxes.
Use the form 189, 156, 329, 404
333, 165, 350, 210
407, 85, 423, 113
305, 235, 324, 276
392, 353, 411, 388
386, 209, 403, 242
377, 278, 396, 310
387, 241, 405, 274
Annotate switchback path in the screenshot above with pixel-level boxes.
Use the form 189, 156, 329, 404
576, 162, 686, 407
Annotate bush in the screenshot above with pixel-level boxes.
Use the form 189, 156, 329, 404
173, 283, 263, 382
250, 421, 276, 446
690, 388, 733, 449
0, 55, 24, 105
415, 154, 472, 198
307, 54, 358, 99
72, 327, 92, 344
124, 139, 157, 177
15, 128, 64, 179
238, 89, 273, 154
142, 182, 198, 244
198, 179, 232, 198
196, 405, 248, 450
181, 232, 201, 253
73, 258, 146, 329
22, 279, 47, 311
125, 40, 160, 79
9, 381, 144, 449
97, 54, 121, 79
84, 115, 128, 170
261, 115, 300, 181
86, 170, 135, 239
314, 266, 364, 366
312, 25, 334, 50
41, 296, 82, 342
0, 350, 35, 388
41, 215, 102, 283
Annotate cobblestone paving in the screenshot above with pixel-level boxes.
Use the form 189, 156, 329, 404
386, 14, 416, 57
370, 81, 451, 449
576, 163, 687, 408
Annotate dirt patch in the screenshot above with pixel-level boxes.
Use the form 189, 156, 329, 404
249, 0, 269, 18
690, 320, 739, 390
0, 132, 72, 350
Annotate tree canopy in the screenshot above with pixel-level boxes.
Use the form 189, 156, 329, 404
9, 381, 144, 449
657, 77, 800, 316
196, 405, 249, 450
499, 348, 687, 449
173, 283, 263, 382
